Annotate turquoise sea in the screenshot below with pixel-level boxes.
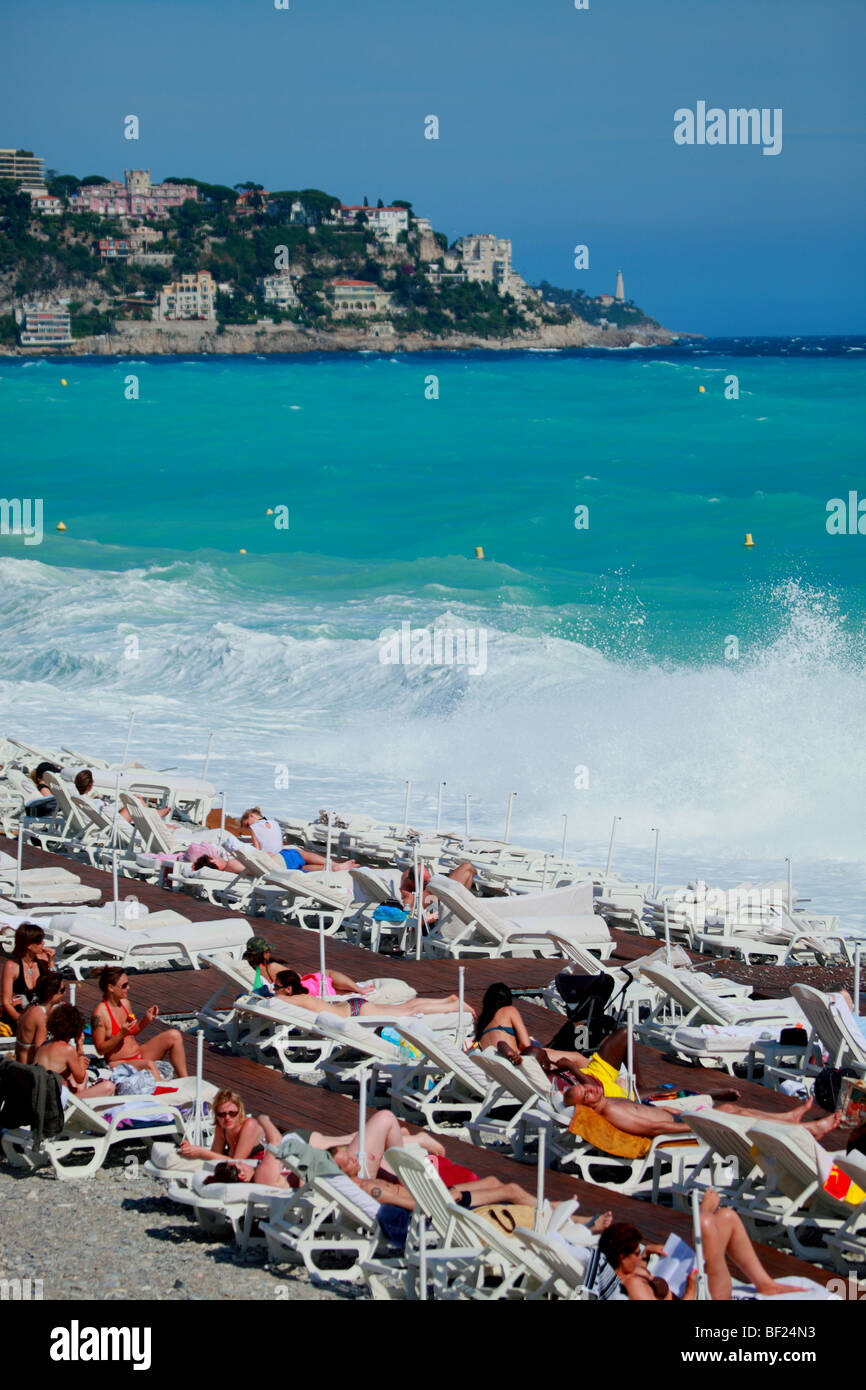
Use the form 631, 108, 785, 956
1, 341, 864, 925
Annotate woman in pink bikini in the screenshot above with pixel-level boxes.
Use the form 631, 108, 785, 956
90, 966, 188, 1079
273, 970, 470, 1021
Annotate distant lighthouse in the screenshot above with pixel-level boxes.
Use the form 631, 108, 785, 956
615, 270, 625, 303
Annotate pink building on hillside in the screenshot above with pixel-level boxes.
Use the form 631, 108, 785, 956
69, 169, 198, 218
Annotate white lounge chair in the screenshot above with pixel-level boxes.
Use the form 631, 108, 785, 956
388, 1021, 498, 1132
424, 876, 612, 960
262, 1170, 387, 1284
791, 984, 866, 1074
1, 1089, 189, 1180
49, 914, 249, 978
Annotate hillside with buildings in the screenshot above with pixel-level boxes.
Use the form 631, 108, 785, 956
0, 149, 672, 353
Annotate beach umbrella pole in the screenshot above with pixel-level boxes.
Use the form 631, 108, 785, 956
357, 1067, 369, 1177
111, 771, 121, 850
534, 1124, 546, 1232
541, 853, 550, 894
202, 730, 214, 783
220, 791, 226, 841
325, 813, 333, 874
122, 711, 135, 766
504, 791, 516, 845
651, 826, 660, 898
785, 856, 793, 915
626, 1001, 638, 1101
560, 813, 568, 865
112, 848, 119, 930
855, 943, 861, 1018
417, 1217, 428, 1301
435, 781, 446, 835
402, 780, 411, 835
691, 1190, 710, 1300
605, 815, 621, 879
663, 901, 672, 968
193, 1028, 204, 1146
456, 965, 465, 1049
319, 916, 327, 995
414, 845, 423, 961
15, 821, 23, 898
464, 794, 471, 846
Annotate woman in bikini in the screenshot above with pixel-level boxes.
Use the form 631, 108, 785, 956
242, 936, 374, 998
34, 1004, 116, 1102
598, 1191, 801, 1300
179, 1088, 267, 1163
272, 970, 470, 1021
15, 971, 66, 1064
90, 966, 188, 1079
473, 982, 618, 1085
1, 923, 56, 1033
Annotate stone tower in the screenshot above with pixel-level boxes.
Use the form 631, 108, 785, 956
615, 270, 625, 303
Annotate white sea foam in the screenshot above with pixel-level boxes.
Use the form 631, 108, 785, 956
0, 559, 862, 919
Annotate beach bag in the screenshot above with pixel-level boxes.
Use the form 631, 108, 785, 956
813, 1065, 857, 1113
113, 1064, 157, 1096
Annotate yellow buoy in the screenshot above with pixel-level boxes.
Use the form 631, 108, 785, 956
744, 533, 754, 547
698, 385, 706, 393
60, 378, 68, 387
56, 521, 67, 532
474, 546, 485, 560
266, 508, 274, 515
239, 548, 247, 554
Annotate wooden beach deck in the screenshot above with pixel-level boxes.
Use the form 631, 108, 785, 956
1, 834, 851, 1291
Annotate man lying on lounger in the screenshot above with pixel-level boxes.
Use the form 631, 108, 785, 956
562, 1075, 842, 1140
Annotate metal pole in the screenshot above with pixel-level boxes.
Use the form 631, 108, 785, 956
560, 813, 568, 865
418, 1217, 428, 1301
202, 730, 214, 783
112, 848, 119, 930
785, 856, 793, 915
194, 1028, 204, 1146
402, 780, 411, 835
325, 812, 333, 874
15, 822, 23, 898
541, 853, 550, 894
504, 791, 516, 845
111, 771, 121, 849
219, 790, 226, 841
663, 901, 672, 968
435, 781, 446, 835
414, 844, 423, 961
69, 982, 77, 1007
605, 815, 621, 878
626, 1001, 637, 1101
534, 1125, 547, 1232
855, 943, 862, 1018
456, 965, 465, 1049
651, 826, 660, 899
464, 793, 471, 846
319, 915, 327, 994
691, 1190, 710, 1300
357, 1067, 368, 1178
122, 711, 135, 765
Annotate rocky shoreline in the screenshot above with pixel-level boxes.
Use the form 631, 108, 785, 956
2, 316, 680, 358
0, 1159, 351, 1302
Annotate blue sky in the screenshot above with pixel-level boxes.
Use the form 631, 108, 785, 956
2, 0, 863, 334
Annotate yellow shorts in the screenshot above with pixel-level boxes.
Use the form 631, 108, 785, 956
583, 1053, 625, 1098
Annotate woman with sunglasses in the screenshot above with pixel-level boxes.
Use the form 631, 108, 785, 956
90, 966, 188, 1079
179, 1088, 267, 1163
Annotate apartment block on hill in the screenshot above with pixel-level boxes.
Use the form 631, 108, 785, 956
15, 301, 72, 345
154, 270, 216, 321
0, 148, 46, 189
328, 280, 393, 314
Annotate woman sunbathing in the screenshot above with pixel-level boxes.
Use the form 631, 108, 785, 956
273, 970, 469, 1021
598, 1191, 801, 1300
242, 937, 373, 998
239, 808, 359, 872
179, 1088, 268, 1164
474, 983, 628, 1093
34, 1004, 116, 1102
91, 966, 188, 1079
205, 1113, 612, 1234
